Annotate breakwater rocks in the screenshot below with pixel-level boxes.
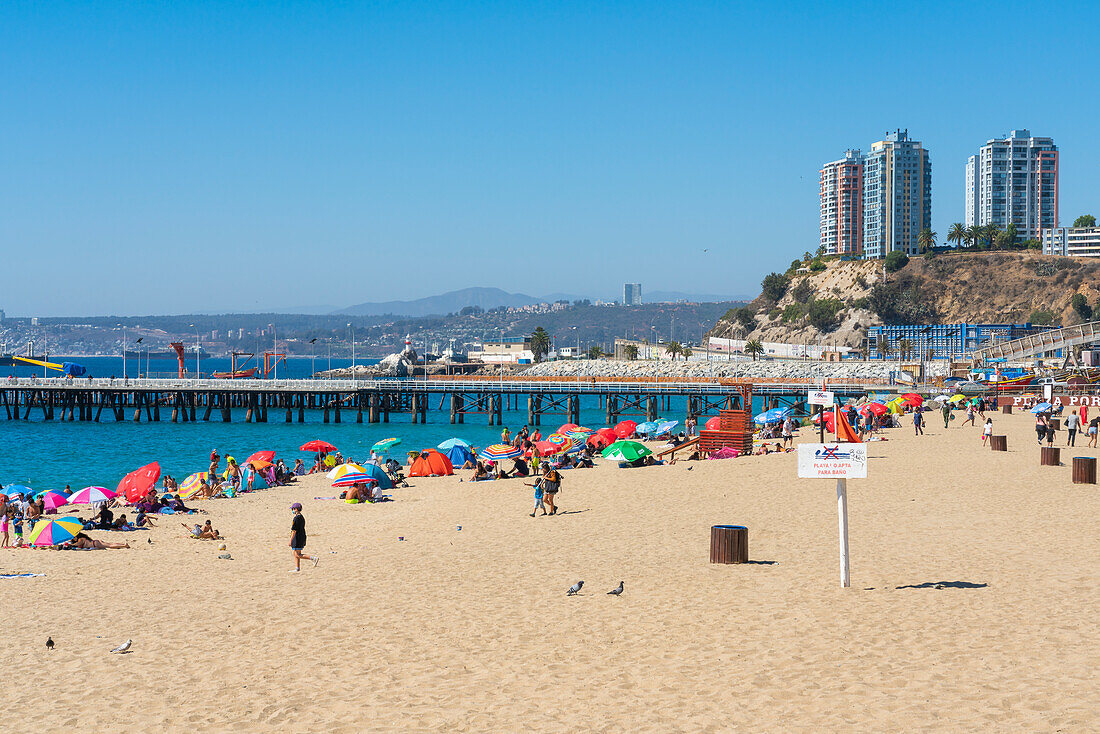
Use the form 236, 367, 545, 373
522, 358, 948, 381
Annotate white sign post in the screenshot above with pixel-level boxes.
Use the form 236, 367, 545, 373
798, 443, 867, 588
807, 390, 834, 407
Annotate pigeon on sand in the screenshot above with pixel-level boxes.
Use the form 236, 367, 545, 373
110, 639, 132, 654
566, 580, 584, 596
607, 581, 624, 596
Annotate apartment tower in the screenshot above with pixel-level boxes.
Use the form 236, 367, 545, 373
964, 129, 1058, 239
861, 129, 932, 258
819, 149, 863, 256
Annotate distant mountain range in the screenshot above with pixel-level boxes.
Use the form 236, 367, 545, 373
335, 287, 745, 317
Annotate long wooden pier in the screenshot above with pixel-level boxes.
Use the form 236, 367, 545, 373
0, 377, 885, 426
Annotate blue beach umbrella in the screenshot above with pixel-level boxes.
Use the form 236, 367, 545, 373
1030, 402, 1053, 414
2, 484, 32, 498
437, 438, 470, 451
754, 408, 790, 425
635, 421, 658, 435
654, 420, 679, 436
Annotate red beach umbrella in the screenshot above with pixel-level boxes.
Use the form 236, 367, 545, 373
300, 440, 337, 453
613, 420, 637, 439
247, 450, 276, 464
118, 462, 161, 503
595, 427, 617, 441
557, 423, 579, 435
704, 416, 721, 431
812, 411, 836, 432
900, 393, 923, 407
586, 433, 612, 450
860, 402, 889, 416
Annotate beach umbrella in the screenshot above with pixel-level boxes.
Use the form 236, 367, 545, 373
585, 433, 612, 451
246, 450, 276, 464
480, 444, 522, 462
654, 420, 679, 436
704, 416, 721, 431
753, 408, 789, 425
437, 438, 470, 451
1, 484, 32, 499
332, 473, 377, 488
595, 427, 617, 442
562, 427, 594, 440
372, 437, 401, 454
635, 421, 658, 435
300, 440, 337, 453
860, 402, 889, 417
40, 491, 69, 511
557, 423, 579, 435
901, 393, 924, 406
248, 459, 274, 471
532, 440, 564, 456
67, 486, 117, 504
118, 462, 161, 503
1030, 402, 1053, 414
613, 420, 637, 439
178, 473, 209, 500
27, 517, 84, 547
948, 394, 967, 403
546, 433, 572, 448
326, 462, 367, 480
932, 395, 950, 403
601, 440, 653, 463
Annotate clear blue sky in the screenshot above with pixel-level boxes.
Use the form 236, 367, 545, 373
3, 1, 1099, 316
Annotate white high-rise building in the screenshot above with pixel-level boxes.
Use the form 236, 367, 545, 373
622, 283, 642, 306
819, 149, 863, 257
964, 129, 1058, 240
862, 130, 932, 258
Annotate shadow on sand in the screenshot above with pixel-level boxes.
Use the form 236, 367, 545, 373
895, 580, 988, 590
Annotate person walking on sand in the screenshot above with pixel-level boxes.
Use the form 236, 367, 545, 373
1035, 413, 1048, 446
941, 401, 952, 429
1065, 410, 1080, 447
540, 465, 561, 515
982, 417, 993, 445
288, 503, 318, 572
1045, 416, 1057, 447
913, 408, 924, 436
1089, 416, 1100, 448
528, 473, 546, 517
964, 403, 977, 427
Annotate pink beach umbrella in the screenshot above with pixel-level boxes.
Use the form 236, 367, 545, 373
67, 486, 118, 504
40, 491, 69, 511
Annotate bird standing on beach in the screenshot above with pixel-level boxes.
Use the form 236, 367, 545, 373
46, 637, 54, 651
110, 639, 132, 654
607, 581, 624, 596
566, 580, 584, 596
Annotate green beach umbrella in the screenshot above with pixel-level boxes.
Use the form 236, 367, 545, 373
601, 440, 653, 463
372, 437, 401, 453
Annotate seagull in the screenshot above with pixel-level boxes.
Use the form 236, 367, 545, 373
607, 581, 624, 596
566, 580, 584, 596
46, 637, 54, 651
110, 639, 132, 654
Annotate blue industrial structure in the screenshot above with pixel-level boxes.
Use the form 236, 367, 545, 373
867, 323, 1059, 359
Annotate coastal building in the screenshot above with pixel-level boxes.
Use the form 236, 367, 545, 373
819, 149, 864, 256
467, 338, 536, 364
862, 130, 932, 259
1042, 226, 1100, 257
622, 283, 642, 306
867, 323, 1057, 360
965, 130, 1058, 240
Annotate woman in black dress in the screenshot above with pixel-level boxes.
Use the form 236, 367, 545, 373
289, 502, 318, 572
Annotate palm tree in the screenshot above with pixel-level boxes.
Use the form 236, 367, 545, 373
859, 343, 870, 360
586, 345, 604, 359
623, 344, 639, 361
744, 339, 765, 361
878, 336, 893, 359
664, 341, 683, 360
681, 346, 693, 359
898, 338, 913, 360
947, 222, 965, 249
982, 224, 1000, 249
529, 327, 551, 362
965, 225, 983, 249
917, 228, 936, 254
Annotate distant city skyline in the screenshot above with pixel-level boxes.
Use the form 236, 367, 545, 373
3, 2, 1100, 314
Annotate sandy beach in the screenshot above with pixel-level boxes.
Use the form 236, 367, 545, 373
3, 410, 1098, 732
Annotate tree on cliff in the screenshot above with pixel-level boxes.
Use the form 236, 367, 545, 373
1072, 293, 1093, 322
761, 273, 790, 302
1073, 215, 1096, 228
917, 229, 937, 254
947, 222, 965, 249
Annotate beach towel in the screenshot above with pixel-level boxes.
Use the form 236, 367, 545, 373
0, 573, 44, 579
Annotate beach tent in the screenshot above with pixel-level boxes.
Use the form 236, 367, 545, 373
443, 443, 476, 469
359, 462, 394, 490
408, 450, 454, 477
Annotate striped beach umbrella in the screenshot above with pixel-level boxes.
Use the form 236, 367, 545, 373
480, 444, 522, 462
326, 462, 367, 480
1, 484, 32, 499
40, 491, 69, 511
178, 473, 209, 500
332, 474, 377, 488
67, 486, 117, 504
27, 517, 84, 546
546, 433, 571, 448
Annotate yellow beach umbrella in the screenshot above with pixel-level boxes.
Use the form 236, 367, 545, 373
326, 462, 367, 481
949, 394, 967, 403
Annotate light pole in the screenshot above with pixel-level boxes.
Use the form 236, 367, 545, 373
347, 323, 355, 378
310, 338, 317, 377
652, 325, 658, 385
188, 323, 200, 377
269, 323, 278, 380
118, 323, 126, 379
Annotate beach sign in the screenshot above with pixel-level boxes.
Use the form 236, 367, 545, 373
798, 443, 867, 588
807, 390, 834, 407
797, 443, 867, 478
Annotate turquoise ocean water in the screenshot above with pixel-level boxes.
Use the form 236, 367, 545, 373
1, 356, 749, 490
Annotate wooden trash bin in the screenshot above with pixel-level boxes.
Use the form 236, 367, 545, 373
1001, 405, 1012, 414
710, 525, 748, 564
1040, 446, 1061, 466
1072, 456, 1097, 484
989, 435, 1007, 452
1049, 418, 1061, 431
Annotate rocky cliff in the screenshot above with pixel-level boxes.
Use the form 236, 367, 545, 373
709, 251, 1100, 349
